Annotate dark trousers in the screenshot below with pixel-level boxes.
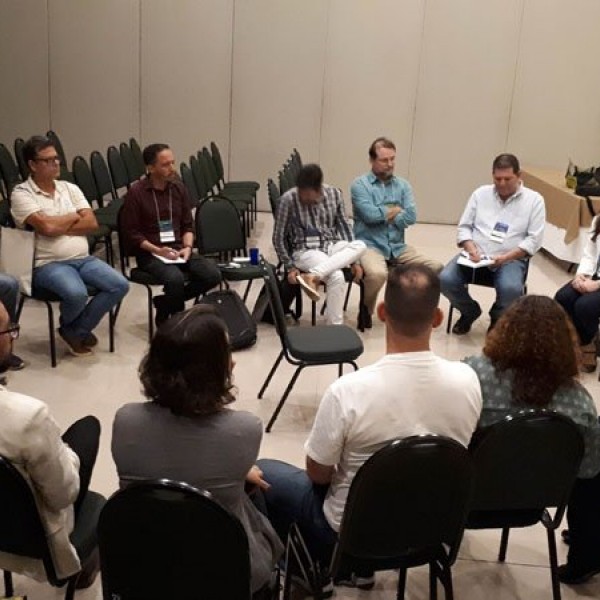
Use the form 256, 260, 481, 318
567, 472, 600, 568
136, 253, 222, 317
555, 282, 600, 345
61, 415, 101, 515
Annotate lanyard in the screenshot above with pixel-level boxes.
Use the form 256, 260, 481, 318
152, 187, 173, 224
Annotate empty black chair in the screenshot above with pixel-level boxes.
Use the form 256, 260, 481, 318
71, 155, 114, 265
129, 137, 146, 178
0, 454, 106, 600
107, 145, 130, 197
120, 141, 143, 183
180, 162, 200, 208
258, 263, 363, 432
466, 411, 584, 600
0, 143, 22, 198
267, 178, 281, 216
98, 479, 253, 600
284, 436, 473, 600
13, 138, 28, 182
90, 150, 124, 230
195, 197, 264, 302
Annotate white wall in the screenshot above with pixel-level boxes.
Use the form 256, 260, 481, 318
1, 0, 599, 223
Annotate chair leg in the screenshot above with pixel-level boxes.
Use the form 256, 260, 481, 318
146, 287, 154, 342
258, 351, 284, 399
243, 279, 252, 303
350, 361, 359, 371
338, 363, 343, 377
4, 570, 13, 597
440, 563, 454, 600
45, 301, 57, 368
311, 300, 317, 326
265, 365, 306, 433
109, 305, 116, 352
15, 294, 25, 322
65, 574, 77, 600
546, 526, 562, 600
446, 305, 454, 334
498, 527, 510, 562
343, 279, 352, 312
396, 567, 407, 600
429, 562, 438, 600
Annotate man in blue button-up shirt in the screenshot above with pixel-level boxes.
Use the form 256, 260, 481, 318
351, 138, 442, 328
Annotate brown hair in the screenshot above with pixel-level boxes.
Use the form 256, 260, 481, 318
139, 304, 235, 417
368, 137, 396, 160
483, 295, 579, 406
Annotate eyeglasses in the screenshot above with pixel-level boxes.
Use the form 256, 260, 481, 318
0, 324, 20, 340
33, 156, 61, 165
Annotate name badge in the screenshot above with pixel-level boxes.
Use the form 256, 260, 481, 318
305, 226, 321, 249
490, 222, 509, 243
158, 219, 176, 243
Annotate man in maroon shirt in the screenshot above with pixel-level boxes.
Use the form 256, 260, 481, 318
121, 143, 221, 325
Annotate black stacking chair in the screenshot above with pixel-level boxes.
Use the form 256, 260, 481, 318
180, 162, 201, 209
466, 411, 584, 600
195, 196, 264, 302
107, 145, 131, 198
46, 130, 74, 183
120, 142, 143, 184
284, 436, 473, 600
0, 143, 22, 198
13, 138, 28, 181
129, 137, 146, 179
90, 150, 124, 231
0, 455, 106, 600
71, 155, 114, 265
259, 262, 363, 432
98, 479, 256, 600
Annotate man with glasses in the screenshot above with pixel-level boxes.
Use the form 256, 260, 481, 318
10, 136, 129, 357
120, 143, 221, 325
351, 137, 442, 329
0, 273, 24, 371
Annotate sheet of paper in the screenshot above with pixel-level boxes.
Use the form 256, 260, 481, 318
457, 251, 495, 269
152, 253, 187, 264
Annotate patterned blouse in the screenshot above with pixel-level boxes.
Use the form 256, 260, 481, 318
464, 354, 600, 479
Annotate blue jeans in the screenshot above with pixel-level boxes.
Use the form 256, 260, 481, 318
256, 459, 337, 567
33, 257, 129, 339
440, 254, 527, 322
0, 273, 19, 321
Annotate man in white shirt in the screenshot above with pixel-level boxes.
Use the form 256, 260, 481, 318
257, 264, 482, 591
11, 136, 129, 356
440, 153, 545, 334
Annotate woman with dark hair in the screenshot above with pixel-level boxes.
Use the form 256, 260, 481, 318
111, 305, 282, 596
463, 295, 600, 584
555, 215, 600, 372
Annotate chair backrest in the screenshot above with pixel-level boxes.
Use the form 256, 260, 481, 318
210, 141, 225, 182
468, 411, 583, 520
129, 137, 146, 178
13, 138, 29, 181
267, 178, 281, 216
332, 435, 473, 574
292, 148, 303, 169
195, 196, 245, 256
199, 148, 219, 191
0, 455, 62, 585
278, 168, 294, 195
180, 162, 200, 208
120, 142, 141, 183
98, 479, 251, 600
0, 143, 22, 198
190, 155, 210, 199
90, 150, 117, 206
46, 130, 68, 170
262, 262, 291, 348
72, 155, 99, 205
107, 145, 130, 193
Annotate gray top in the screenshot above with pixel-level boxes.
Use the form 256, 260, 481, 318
112, 402, 282, 593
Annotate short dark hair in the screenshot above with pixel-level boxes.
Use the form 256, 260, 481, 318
139, 304, 235, 417
296, 163, 323, 191
384, 264, 440, 337
142, 143, 170, 166
492, 153, 520, 174
22, 136, 55, 164
369, 137, 396, 160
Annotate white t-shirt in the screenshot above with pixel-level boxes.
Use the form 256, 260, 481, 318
10, 177, 91, 267
304, 351, 482, 531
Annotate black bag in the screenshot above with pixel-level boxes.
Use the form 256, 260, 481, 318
198, 290, 257, 350
252, 275, 302, 324
576, 167, 600, 198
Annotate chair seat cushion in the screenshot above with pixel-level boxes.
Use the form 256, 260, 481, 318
224, 181, 260, 192
287, 325, 363, 362
70, 491, 106, 562
466, 508, 543, 529
129, 268, 163, 286
220, 264, 265, 281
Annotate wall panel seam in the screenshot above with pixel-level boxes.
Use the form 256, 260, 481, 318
505, 0, 526, 151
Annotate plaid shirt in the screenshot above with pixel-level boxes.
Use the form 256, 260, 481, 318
272, 185, 354, 269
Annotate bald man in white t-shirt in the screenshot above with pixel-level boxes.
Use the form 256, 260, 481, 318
257, 264, 482, 593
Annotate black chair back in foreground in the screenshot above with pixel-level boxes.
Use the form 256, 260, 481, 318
467, 411, 584, 600
98, 479, 252, 600
0, 453, 106, 600
258, 262, 363, 432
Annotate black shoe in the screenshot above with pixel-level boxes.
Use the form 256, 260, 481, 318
152, 295, 170, 327
8, 353, 25, 370
558, 562, 600, 584
357, 305, 372, 331
452, 307, 482, 335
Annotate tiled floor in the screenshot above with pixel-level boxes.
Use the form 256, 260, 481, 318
5, 217, 600, 599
